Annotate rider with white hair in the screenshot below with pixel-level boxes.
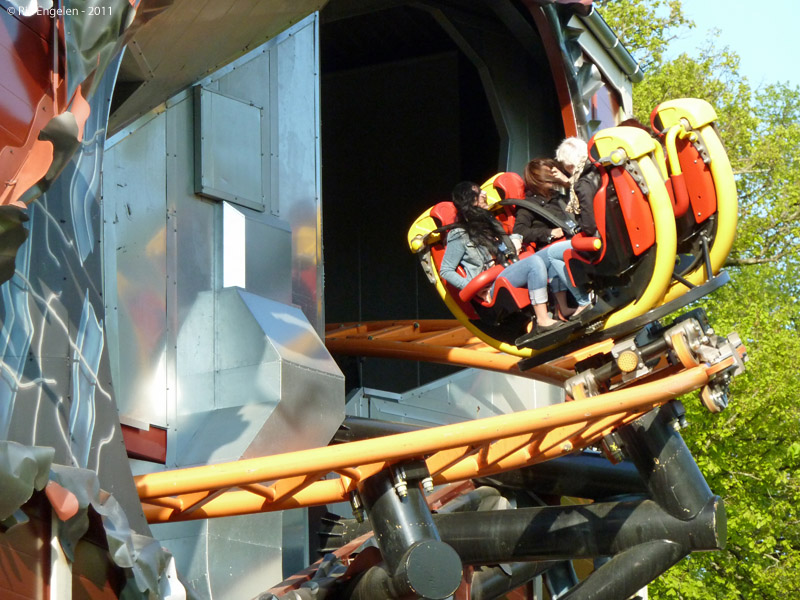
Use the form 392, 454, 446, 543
555, 136, 600, 237
528, 136, 601, 322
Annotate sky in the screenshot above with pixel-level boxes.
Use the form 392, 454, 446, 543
661, 0, 800, 89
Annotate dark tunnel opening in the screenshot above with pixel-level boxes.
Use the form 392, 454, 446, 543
320, 1, 565, 392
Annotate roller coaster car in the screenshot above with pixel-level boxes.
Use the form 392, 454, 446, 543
408, 98, 737, 360
560, 126, 676, 329
414, 198, 535, 341
650, 99, 737, 304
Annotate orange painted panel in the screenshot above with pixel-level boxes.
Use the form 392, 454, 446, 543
0, 499, 50, 600
0, 11, 52, 148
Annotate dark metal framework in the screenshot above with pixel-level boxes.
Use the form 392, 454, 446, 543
317, 404, 724, 600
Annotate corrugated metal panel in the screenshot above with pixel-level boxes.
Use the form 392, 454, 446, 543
347, 368, 563, 426
194, 87, 264, 211
110, 0, 329, 132
104, 17, 333, 594
103, 111, 169, 427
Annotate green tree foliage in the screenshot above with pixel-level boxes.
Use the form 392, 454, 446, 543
595, 0, 693, 69
597, 1, 800, 597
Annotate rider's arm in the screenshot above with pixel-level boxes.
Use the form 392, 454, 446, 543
574, 175, 599, 236
439, 229, 471, 290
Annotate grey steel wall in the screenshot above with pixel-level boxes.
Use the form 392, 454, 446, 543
347, 369, 564, 425
103, 13, 335, 435
102, 14, 345, 600
0, 56, 151, 534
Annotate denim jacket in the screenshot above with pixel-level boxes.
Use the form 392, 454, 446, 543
439, 228, 495, 290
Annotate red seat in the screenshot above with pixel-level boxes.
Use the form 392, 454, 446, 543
563, 149, 658, 293
651, 106, 720, 264
493, 172, 525, 200
427, 202, 480, 318
430, 201, 457, 226
671, 137, 718, 255
651, 111, 717, 225
426, 200, 532, 319
492, 172, 525, 235
610, 166, 656, 256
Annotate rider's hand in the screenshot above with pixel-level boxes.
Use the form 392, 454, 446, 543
551, 167, 569, 185
476, 288, 492, 303
551, 228, 564, 239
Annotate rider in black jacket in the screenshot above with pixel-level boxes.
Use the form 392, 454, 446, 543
512, 157, 590, 319
512, 158, 572, 249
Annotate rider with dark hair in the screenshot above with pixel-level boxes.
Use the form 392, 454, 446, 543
513, 138, 601, 321
440, 181, 564, 333
515, 158, 570, 248
511, 158, 589, 319
449, 181, 505, 253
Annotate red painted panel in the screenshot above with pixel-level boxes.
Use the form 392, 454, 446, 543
121, 423, 168, 463
676, 138, 716, 224
610, 168, 655, 256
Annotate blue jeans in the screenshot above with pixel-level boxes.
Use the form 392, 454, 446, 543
493, 254, 549, 305
536, 240, 591, 306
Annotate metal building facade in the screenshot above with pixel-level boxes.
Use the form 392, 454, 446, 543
101, 15, 345, 598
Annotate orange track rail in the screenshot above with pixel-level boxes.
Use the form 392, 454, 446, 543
137, 361, 731, 523
325, 320, 614, 385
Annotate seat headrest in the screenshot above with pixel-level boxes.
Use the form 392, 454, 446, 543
493, 172, 525, 201
430, 201, 458, 227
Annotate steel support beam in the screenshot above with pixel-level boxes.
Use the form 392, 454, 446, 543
355, 468, 462, 599
476, 451, 646, 500
321, 494, 723, 564
558, 405, 725, 600
616, 405, 713, 518
469, 561, 555, 600
325, 407, 724, 600
438, 496, 723, 563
